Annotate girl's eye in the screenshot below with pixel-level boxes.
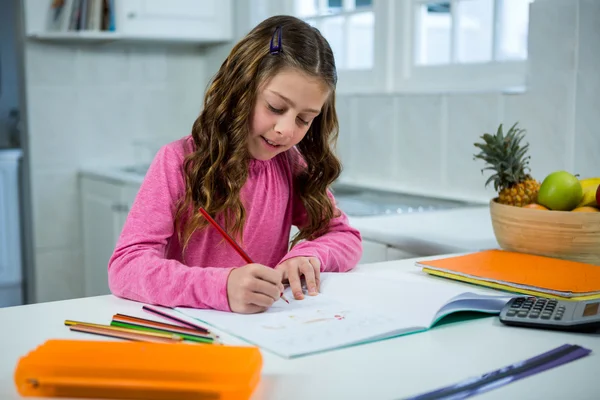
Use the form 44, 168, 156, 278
267, 104, 284, 114
297, 117, 309, 126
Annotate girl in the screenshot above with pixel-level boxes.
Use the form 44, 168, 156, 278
108, 15, 363, 314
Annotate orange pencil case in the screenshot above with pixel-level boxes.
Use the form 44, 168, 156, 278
14, 339, 263, 400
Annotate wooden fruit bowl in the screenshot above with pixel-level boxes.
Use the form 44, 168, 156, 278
489, 199, 600, 266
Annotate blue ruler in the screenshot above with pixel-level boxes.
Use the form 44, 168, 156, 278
405, 344, 591, 400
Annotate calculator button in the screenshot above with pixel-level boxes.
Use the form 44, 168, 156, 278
517, 311, 529, 317
541, 313, 552, 319
510, 303, 522, 309
529, 312, 540, 318
506, 310, 517, 317
554, 315, 563, 320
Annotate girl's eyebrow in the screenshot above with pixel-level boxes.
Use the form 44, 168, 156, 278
269, 90, 321, 114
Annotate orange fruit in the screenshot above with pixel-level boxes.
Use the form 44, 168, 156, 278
522, 203, 549, 210
572, 206, 600, 212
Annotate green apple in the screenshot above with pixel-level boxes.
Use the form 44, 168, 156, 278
537, 171, 583, 211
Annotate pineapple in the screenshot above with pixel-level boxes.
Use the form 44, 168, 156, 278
474, 122, 540, 207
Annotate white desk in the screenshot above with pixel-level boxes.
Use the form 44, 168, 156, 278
1, 257, 599, 400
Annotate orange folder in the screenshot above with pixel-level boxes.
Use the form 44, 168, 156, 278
14, 339, 262, 400
416, 249, 600, 299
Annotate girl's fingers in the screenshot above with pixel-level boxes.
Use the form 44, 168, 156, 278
245, 291, 277, 308
252, 263, 283, 286
308, 257, 321, 291
249, 277, 282, 302
299, 260, 318, 295
287, 265, 304, 300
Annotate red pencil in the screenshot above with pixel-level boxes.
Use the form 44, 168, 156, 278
199, 207, 289, 304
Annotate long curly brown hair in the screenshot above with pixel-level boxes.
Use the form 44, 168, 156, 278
175, 15, 341, 251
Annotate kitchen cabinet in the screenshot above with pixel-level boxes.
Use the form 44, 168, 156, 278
79, 175, 140, 297
116, 0, 233, 42
359, 239, 422, 264
386, 247, 420, 262
359, 239, 388, 264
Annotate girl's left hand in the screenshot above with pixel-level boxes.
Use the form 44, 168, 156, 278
275, 257, 321, 300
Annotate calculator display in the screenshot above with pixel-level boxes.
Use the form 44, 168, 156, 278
582, 302, 599, 317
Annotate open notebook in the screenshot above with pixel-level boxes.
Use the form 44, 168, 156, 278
175, 272, 515, 358
417, 250, 600, 301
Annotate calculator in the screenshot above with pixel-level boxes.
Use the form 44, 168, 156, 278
499, 296, 600, 333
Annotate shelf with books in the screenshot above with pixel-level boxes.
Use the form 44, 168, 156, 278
25, 0, 233, 46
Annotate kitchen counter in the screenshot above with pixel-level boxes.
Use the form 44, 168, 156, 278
349, 206, 498, 255
79, 164, 147, 185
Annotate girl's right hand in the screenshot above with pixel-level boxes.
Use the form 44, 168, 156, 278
226, 264, 285, 314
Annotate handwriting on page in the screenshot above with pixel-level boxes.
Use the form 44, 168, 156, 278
177, 289, 403, 358
252, 292, 400, 354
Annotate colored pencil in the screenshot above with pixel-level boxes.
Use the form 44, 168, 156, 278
112, 314, 216, 339
110, 321, 217, 344
65, 320, 183, 341
199, 207, 289, 304
141, 305, 213, 334
69, 324, 181, 344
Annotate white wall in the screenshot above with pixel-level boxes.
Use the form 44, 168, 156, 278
333, 0, 598, 204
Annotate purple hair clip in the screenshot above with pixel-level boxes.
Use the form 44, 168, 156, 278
270, 26, 283, 55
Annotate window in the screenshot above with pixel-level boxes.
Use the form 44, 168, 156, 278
294, 0, 375, 70
414, 0, 532, 66
399, 0, 534, 92
292, 0, 385, 92
283, 0, 534, 93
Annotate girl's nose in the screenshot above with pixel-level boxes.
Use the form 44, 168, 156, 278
274, 116, 295, 139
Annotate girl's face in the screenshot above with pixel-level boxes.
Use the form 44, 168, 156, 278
248, 68, 330, 161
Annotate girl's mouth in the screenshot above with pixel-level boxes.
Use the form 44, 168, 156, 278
261, 136, 281, 148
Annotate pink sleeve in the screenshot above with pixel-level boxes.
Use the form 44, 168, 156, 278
279, 188, 363, 272
107, 144, 232, 311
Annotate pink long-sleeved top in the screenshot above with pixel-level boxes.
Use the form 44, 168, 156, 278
107, 135, 363, 311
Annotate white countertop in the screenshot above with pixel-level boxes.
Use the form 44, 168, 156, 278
1, 257, 599, 400
79, 164, 146, 185
350, 206, 498, 254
